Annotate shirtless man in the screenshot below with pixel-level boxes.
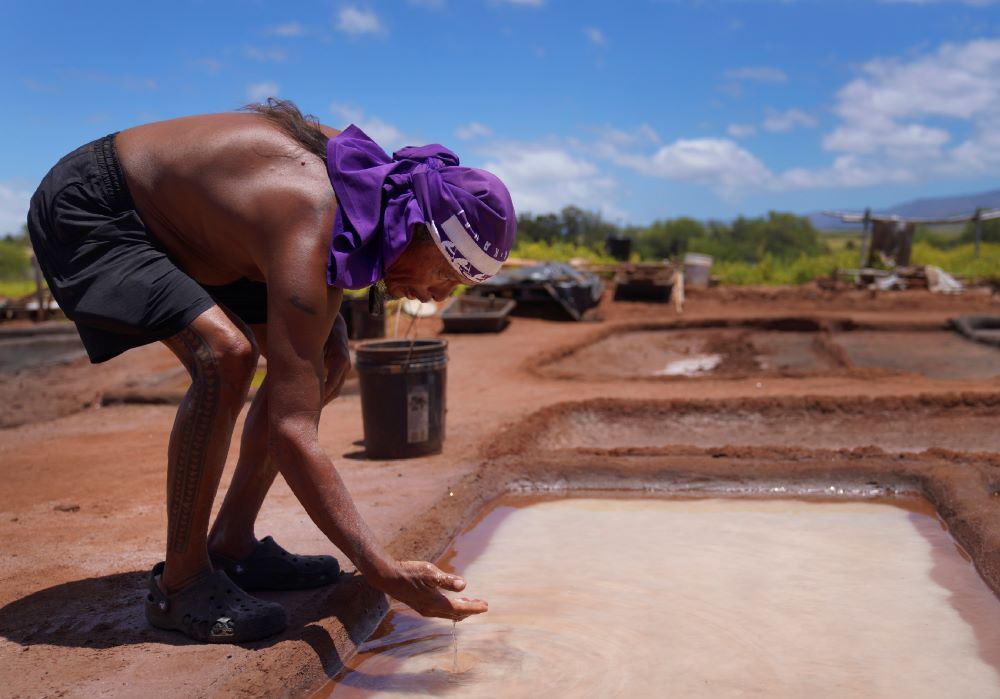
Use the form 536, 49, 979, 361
27, 99, 516, 643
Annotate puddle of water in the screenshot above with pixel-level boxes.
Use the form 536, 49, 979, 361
654, 354, 721, 376
0, 335, 86, 372
326, 497, 1000, 698
747, 331, 832, 371
834, 331, 1000, 380
547, 326, 1000, 381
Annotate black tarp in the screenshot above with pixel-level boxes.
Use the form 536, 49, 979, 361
468, 262, 604, 321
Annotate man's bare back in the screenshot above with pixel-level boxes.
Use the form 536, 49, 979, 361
116, 113, 340, 287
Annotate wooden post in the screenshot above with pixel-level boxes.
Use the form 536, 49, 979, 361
975, 207, 983, 259
31, 253, 46, 323
859, 207, 871, 268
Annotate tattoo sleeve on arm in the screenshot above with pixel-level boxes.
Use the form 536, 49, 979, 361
289, 294, 318, 316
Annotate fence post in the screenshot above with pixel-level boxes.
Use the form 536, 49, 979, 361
975, 207, 982, 259
859, 208, 871, 268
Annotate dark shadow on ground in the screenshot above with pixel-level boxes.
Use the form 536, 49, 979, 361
0, 569, 386, 662
341, 439, 369, 461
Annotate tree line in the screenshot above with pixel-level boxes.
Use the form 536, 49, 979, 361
516, 206, 827, 263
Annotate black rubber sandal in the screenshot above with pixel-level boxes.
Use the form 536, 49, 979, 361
211, 536, 341, 591
144, 562, 287, 643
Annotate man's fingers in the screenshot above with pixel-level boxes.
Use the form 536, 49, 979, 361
434, 571, 467, 592
449, 597, 488, 617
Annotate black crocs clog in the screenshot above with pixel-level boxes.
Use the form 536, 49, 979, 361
211, 536, 341, 591
144, 562, 287, 643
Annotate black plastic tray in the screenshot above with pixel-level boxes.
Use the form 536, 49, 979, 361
441, 296, 516, 333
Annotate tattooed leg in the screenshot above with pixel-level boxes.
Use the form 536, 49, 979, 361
160, 307, 257, 594
208, 374, 279, 560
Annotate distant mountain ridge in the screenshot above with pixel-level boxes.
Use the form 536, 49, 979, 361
809, 187, 1000, 231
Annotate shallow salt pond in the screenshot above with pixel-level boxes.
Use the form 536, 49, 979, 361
545, 326, 1000, 380
326, 497, 1000, 698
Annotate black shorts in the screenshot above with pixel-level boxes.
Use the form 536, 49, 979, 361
27, 133, 267, 363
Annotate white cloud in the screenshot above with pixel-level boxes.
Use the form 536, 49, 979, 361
824, 118, 951, 156
762, 108, 817, 133
495, 0, 545, 6
600, 137, 773, 195
336, 7, 384, 35
646, 38, 1000, 193
727, 123, 757, 138
777, 156, 915, 190
455, 122, 493, 140
330, 103, 410, 151
724, 66, 787, 83
0, 182, 31, 237
584, 27, 606, 46
764, 39, 1000, 190
247, 81, 279, 102
479, 143, 620, 218
816, 38, 1000, 180
596, 36, 1000, 195
268, 21, 306, 37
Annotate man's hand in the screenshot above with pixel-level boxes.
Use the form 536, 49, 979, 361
373, 561, 489, 621
322, 314, 350, 404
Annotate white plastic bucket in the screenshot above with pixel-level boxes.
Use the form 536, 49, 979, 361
683, 253, 713, 288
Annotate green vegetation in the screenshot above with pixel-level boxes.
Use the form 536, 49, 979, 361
713, 251, 857, 285
512, 238, 616, 264
514, 206, 1000, 285
911, 241, 1000, 278
0, 280, 35, 298
0, 227, 35, 298
0, 240, 31, 278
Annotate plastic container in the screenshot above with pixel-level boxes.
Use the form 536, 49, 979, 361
441, 295, 516, 333
950, 315, 1000, 348
683, 253, 713, 288
605, 236, 632, 261
343, 296, 385, 340
355, 339, 448, 459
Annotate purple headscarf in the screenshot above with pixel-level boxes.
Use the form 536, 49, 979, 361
324, 124, 516, 289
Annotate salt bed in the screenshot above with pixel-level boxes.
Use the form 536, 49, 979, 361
326, 497, 1000, 698
834, 330, 1000, 380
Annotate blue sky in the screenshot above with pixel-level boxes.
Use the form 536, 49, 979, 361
3, 0, 1000, 234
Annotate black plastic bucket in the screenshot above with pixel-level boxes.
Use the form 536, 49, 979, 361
605, 236, 632, 261
356, 339, 448, 459
343, 296, 385, 340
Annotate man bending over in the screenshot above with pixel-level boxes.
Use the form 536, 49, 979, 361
27, 99, 515, 643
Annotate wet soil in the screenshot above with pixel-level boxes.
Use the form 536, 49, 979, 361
0, 332, 184, 428
3, 285, 1000, 697
837, 330, 1000, 380
540, 320, 1000, 382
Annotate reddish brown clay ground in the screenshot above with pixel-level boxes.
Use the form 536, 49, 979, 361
2, 283, 1000, 698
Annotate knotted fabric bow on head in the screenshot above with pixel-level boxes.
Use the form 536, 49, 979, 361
325, 124, 517, 289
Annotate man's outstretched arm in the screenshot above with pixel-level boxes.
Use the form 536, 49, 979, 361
261, 213, 487, 620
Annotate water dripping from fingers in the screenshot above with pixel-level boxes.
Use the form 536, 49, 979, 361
451, 620, 458, 674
